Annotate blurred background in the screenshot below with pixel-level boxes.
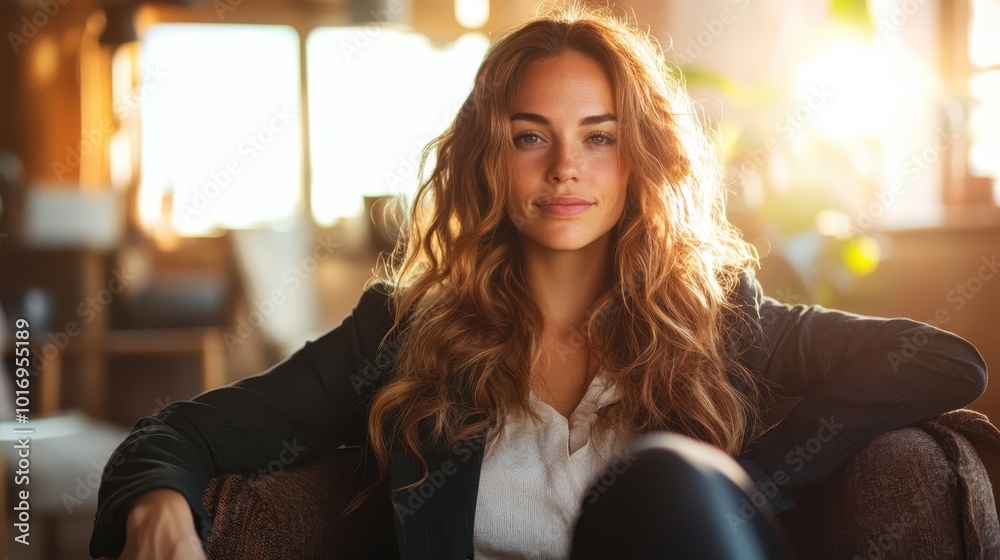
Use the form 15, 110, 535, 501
0, 0, 997, 557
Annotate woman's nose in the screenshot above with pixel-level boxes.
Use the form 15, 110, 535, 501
548, 140, 580, 184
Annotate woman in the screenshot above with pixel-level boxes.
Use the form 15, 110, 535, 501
90, 5, 987, 560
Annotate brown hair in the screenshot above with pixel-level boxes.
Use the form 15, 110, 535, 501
344, 2, 765, 516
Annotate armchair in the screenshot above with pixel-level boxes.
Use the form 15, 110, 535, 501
112, 409, 1000, 559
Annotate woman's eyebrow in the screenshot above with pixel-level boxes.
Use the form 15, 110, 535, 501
509, 112, 617, 126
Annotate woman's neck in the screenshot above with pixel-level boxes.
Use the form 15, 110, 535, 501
521, 233, 612, 336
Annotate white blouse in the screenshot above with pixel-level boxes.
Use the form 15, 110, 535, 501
473, 370, 634, 559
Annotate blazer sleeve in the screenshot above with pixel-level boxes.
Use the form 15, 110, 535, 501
731, 270, 988, 517
89, 282, 400, 559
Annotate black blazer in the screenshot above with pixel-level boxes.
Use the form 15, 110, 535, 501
89, 271, 987, 560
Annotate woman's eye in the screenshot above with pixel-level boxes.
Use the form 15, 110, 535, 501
514, 132, 541, 146
589, 133, 616, 145
513, 132, 615, 146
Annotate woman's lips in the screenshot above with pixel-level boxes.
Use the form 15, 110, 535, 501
535, 196, 594, 217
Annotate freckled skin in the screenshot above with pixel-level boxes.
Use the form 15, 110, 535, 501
507, 52, 628, 253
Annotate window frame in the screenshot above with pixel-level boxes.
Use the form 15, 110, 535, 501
127, 2, 350, 238
128, 2, 486, 239
939, 0, 997, 207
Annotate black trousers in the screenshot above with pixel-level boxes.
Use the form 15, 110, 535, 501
569, 433, 791, 560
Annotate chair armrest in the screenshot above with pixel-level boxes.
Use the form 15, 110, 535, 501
775, 410, 1000, 560
197, 411, 1000, 559
201, 449, 388, 559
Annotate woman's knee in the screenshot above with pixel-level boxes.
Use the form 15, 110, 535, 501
583, 433, 740, 510
574, 433, 791, 560
621, 432, 758, 496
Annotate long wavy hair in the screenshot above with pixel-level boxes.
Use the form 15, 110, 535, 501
343, 3, 768, 516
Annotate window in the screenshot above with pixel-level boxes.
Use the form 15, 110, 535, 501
306, 29, 488, 225
133, 19, 488, 236
967, 0, 1000, 202
137, 24, 302, 236
667, 0, 1000, 236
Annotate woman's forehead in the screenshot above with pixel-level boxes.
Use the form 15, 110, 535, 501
510, 53, 615, 117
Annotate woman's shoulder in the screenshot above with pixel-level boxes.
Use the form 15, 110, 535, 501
310, 281, 402, 359
358, 279, 391, 301
723, 267, 766, 325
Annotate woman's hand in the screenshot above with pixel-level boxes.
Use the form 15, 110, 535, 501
118, 488, 207, 560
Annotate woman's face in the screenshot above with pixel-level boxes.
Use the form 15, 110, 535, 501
507, 51, 628, 253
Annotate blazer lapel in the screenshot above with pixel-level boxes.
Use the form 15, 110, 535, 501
390, 432, 487, 560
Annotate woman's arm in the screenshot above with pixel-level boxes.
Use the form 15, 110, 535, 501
731, 271, 988, 516
89, 282, 400, 558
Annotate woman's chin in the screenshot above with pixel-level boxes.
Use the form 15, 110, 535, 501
521, 233, 602, 253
